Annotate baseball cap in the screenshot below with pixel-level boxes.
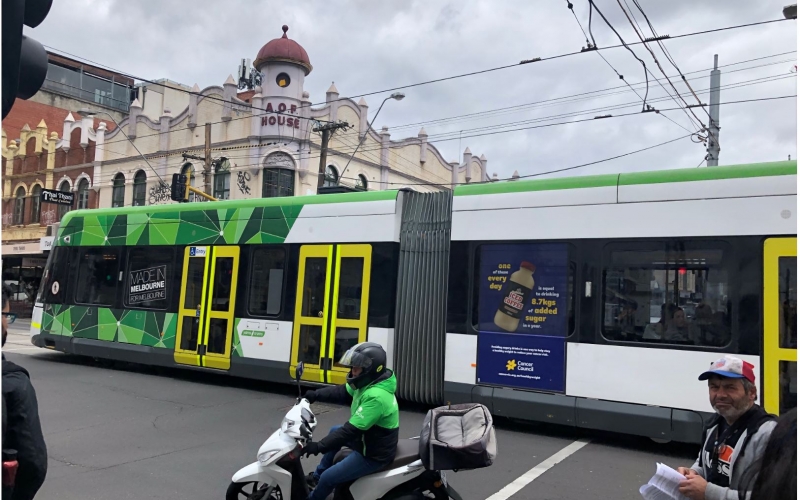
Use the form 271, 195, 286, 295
698, 355, 755, 384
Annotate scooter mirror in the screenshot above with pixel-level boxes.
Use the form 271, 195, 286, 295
296, 362, 304, 381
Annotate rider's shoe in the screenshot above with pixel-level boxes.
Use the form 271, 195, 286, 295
305, 472, 319, 489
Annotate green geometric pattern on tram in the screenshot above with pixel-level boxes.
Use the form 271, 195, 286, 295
40, 305, 176, 348
41, 303, 67, 336
232, 319, 243, 357
59, 205, 296, 246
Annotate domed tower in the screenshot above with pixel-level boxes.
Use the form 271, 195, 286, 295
254, 25, 312, 101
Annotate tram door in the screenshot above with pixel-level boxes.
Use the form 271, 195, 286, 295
763, 237, 797, 415
291, 244, 372, 385
174, 246, 240, 370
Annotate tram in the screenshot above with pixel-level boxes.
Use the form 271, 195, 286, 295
30, 159, 797, 444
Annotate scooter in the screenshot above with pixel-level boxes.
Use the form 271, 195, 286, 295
226, 362, 465, 500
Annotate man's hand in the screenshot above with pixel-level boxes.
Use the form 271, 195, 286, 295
302, 442, 322, 457
304, 390, 317, 404
678, 475, 707, 500
677, 467, 699, 477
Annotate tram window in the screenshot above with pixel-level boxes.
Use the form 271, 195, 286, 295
447, 242, 469, 334
124, 247, 175, 310
74, 248, 120, 306
38, 247, 70, 304
367, 244, 397, 328
602, 243, 731, 347
337, 258, 364, 320
248, 247, 285, 316
779, 257, 797, 349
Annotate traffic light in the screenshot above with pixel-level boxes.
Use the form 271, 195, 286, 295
171, 173, 187, 202
2, 0, 52, 119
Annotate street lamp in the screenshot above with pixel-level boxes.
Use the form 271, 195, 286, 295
338, 92, 405, 185
783, 4, 797, 19
78, 108, 164, 186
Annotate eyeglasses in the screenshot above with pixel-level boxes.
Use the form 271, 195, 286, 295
2, 313, 17, 324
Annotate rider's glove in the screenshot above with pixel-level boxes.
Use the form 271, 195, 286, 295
304, 390, 317, 404
302, 442, 322, 457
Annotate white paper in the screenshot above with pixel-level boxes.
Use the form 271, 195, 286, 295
639, 463, 691, 500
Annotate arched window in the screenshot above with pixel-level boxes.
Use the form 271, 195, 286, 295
112, 173, 125, 207
356, 174, 368, 191
323, 165, 338, 187
77, 179, 90, 209
132, 170, 146, 206
262, 152, 295, 198
57, 180, 71, 220
30, 185, 41, 223
13, 187, 25, 225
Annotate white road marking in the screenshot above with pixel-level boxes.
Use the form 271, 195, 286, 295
485, 438, 591, 500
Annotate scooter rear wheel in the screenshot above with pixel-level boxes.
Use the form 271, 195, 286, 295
225, 481, 281, 500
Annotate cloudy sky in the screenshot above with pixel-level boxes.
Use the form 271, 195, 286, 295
26, 0, 797, 181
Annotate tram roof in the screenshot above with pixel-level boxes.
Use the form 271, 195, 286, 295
454, 160, 797, 197
59, 188, 400, 225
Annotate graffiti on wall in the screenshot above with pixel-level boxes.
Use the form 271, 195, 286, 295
237, 171, 251, 195
148, 182, 171, 205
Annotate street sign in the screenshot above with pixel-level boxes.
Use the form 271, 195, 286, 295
41, 188, 74, 206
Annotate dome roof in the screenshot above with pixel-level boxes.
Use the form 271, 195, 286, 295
254, 25, 312, 75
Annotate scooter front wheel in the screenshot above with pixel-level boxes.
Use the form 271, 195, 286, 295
226, 481, 281, 500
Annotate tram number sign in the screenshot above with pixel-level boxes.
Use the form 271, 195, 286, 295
41, 189, 74, 206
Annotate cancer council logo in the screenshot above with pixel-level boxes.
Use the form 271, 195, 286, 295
506, 359, 517, 371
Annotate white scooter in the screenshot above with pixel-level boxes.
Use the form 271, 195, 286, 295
226, 362, 464, 500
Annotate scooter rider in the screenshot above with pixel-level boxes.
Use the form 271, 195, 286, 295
300, 342, 399, 500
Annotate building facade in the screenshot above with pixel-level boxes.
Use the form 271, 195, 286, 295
97, 25, 489, 208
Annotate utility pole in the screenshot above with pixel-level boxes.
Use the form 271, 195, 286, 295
706, 54, 721, 166
313, 121, 349, 192
204, 123, 212, 195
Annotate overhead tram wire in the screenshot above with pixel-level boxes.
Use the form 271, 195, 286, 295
41, 16, 792, 138
587, 0, 708, 136
614, 0, 720, 150
566, 0, 694, 134
143, 92, 796, 191
17, 50, 794, 171
181, 94, 797, 186
21, 76, 798, 189
41, 43, 795, 159
125, 89, 797, 172
631, 0, 714, 111
349, 55, 796, 134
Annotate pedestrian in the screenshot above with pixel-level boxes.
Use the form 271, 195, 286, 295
2, 285, 48, 500
676, 355, 776, 500
737, 407, 796, 500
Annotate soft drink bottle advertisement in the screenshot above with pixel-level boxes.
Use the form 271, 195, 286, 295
476, 243, 569, 392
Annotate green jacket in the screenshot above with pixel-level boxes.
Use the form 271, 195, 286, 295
313, 369, 399, 464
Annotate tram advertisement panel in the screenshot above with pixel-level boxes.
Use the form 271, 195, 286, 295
476, 243, 568, 392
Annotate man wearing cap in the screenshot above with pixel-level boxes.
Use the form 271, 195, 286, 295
677, 355, 777, 500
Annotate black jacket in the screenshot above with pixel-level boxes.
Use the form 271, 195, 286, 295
2, 356, 47, 500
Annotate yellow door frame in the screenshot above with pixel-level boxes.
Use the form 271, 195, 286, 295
763, 237, 797, 415
291, 245, 334, 382
202, 246, 240, 370
175, 246, 210, 366
328, 244, 372, 385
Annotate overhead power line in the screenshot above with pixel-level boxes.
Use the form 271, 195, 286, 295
41, 15, 792, 134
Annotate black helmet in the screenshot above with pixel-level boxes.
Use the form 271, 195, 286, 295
339, 342, 387, 390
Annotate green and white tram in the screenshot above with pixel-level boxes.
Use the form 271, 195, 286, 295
30, 160, 797, 443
